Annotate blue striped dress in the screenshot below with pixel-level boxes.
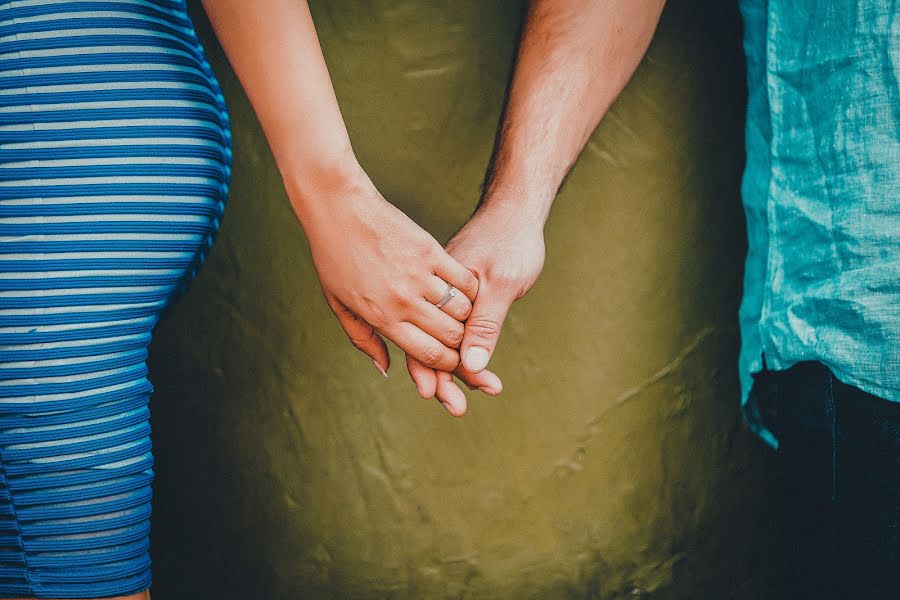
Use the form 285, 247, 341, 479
0, 0, 231, 596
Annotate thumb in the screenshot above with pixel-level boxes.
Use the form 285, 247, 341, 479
461, 282, 513, 373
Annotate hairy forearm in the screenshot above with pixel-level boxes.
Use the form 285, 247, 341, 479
484, 0, 666, 224
201, 0, 362, 222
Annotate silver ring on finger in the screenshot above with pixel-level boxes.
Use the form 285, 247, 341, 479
434, 283, 457, 309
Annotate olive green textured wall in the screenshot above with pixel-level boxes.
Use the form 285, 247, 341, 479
148, 1, 790, 598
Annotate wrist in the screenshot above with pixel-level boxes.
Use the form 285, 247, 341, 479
282, 145, 373, 226
479, 180, 553, 230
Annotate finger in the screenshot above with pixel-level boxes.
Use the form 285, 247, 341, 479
435, 370, 467, 417
424, 275, 473, 321
460, 282, 513, 373
453, 364, 503, 396
432, 252, 479, 302
383, 321, 460, 372
408, 299, 466, 349
328, 297, 390, 376
406, 354, 438, 399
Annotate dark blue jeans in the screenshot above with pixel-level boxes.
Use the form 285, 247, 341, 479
752, 361, 900, 599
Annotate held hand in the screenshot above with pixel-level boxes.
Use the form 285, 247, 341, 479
297, 162, 479, 375
406, 200, 546, 415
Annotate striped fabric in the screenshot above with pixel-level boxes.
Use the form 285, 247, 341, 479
0, 0, 231, 596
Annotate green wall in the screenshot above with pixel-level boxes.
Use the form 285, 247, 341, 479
148, 1, 790, 598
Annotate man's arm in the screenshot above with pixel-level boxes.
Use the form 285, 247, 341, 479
406, 0, 667, 413
482, 0, 667, 224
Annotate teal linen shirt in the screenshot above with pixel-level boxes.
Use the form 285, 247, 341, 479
738, 0, 900, 448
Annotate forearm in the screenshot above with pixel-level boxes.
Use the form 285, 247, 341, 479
201, 0, 362, 223
484, 0, 666, 224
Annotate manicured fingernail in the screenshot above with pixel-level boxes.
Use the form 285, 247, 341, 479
372, 359, 388, 378
464, 347, 490, 371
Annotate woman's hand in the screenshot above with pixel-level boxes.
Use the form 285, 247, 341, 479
405, 198, 546, 415
202, 1, 481, 377
292, 158, 479, 376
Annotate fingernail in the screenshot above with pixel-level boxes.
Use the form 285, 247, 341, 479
372, 359, 388, 378
464, 347, 490, 371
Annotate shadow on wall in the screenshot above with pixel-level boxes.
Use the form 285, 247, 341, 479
148, 1, 791, 598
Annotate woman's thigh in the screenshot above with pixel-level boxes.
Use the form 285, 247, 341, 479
0, 1, 230, 597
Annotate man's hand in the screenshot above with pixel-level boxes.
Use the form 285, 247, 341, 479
403, 0, 665, 415
405, 198, 545, 415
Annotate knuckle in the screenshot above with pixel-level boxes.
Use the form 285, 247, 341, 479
366, 306, 388, 329
391, 287, 414, 311
454, 276, 476, 300
419, 344, 444, 368
445, 325, 464, 347
358, 293, 389, 328
467, 316, 501, 340
419, 239, 440, 259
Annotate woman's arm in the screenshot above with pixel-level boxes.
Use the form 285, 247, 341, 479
201, 0, 350, 200
201, 0, 478, 375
